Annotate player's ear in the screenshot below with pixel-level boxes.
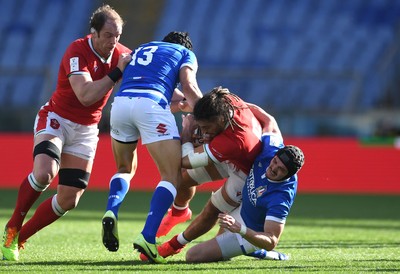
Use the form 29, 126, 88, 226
90, 27, 99, 37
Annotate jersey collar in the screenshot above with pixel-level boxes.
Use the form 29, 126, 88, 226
88, 37, 113, 64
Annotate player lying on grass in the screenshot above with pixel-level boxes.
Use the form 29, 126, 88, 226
185, 143, 304, 262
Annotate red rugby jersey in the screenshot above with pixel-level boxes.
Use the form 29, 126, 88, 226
205, 94, 263, 175
44, 35, 131, 125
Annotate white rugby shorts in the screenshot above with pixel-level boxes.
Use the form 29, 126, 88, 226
216, 206, 258, 259
187, 162, 247, 205
34, 111, 99, 161
110, 96, 180, 144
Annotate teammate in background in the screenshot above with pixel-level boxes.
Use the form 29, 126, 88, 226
1, 5, 131, 261
186, 143, 304, 262
101, 31, 203, 264
140, 86, 273, 261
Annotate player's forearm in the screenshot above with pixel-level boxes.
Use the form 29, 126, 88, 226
246, 103, 280, 135
75, 77, 115, 106
241, 227, 278, 251
181, 80, 202, 109
170, 88, 185, 113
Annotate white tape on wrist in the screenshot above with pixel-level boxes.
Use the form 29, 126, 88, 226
239, 224, 247, 236
182, 142, 194, 157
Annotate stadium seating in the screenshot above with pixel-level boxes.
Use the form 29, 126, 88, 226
155, 0, 400, 113
0, 0, 94, 108
1, 0, 399, 134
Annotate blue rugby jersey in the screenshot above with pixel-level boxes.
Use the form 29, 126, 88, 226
240, 133, 298, 232
116, 41, 198, 105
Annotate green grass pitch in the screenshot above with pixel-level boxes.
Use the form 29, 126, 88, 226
1, 189, 399, 273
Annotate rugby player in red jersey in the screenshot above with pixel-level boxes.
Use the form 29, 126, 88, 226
1, 4, 131, 261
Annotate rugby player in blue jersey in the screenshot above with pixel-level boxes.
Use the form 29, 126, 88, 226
100, 31, 202, 263
184, 130, 304, 262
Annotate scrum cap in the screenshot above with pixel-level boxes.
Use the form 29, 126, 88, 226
276, 145, 305, 179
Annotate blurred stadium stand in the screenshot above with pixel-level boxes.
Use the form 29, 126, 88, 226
0, 0, 400, 135
0, 0, 94, 130
154, 0, 400, 136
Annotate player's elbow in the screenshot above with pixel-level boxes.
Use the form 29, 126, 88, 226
259, 234, 279, 251
77, 94, 96, 107
266, 236, 279, 251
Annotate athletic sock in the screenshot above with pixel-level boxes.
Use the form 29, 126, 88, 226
7, 173, 45, 230
177, 232, 191, 245
170, 233, 188, 249
142, 181, 176, 244
171, 203, 188, 216
105, 173, 130, 218
19, 194, 66, 243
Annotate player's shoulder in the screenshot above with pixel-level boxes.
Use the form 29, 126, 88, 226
65, 36, 89, 54
208, 130, 243, 156
69, 35, 89, 47
115, 42, 131, 54
262, 133, 283, 147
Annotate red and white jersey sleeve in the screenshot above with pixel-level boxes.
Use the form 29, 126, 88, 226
205, 95, 263, 175
44, 35, 131, 125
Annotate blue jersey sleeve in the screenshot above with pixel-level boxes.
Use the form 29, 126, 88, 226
117, 41, 198, 103
264, 182, 297, 223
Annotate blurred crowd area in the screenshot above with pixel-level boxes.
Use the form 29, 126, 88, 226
0, 0, 399, 137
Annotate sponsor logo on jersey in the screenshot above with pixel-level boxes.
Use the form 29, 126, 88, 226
156, 123, 168, 135
247, 167, 257, 206
70, 57, 79, 72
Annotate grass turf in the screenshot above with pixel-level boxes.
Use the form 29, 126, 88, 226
0, 189, 399, 273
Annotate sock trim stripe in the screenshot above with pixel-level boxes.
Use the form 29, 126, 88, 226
28, 173, 48, 192
51, 195, 67, 216
157, 181, 177, 199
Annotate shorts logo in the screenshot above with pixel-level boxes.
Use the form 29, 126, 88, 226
50, 118, 60, 129
156, 123, 167, 134
111, 126, 119, 135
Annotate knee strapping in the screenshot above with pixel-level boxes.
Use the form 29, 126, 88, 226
33, 141, 61, 165
211, 188, 236, 213
59, 168, 90, 189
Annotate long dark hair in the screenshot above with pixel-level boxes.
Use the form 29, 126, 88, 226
193, 86, 245, 131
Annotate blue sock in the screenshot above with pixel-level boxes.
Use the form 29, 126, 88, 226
142, 181, 177, 244
106, 174, 130, 218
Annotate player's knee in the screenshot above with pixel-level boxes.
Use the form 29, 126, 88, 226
186, 245, 208, 263
56, 192, 82, 211
185, 248, 197, 263
56, 169, 89, 211
59, 168, 90, 190
33, 141, 61, 184
32, 170, 53, 185
33, 140, 61, 165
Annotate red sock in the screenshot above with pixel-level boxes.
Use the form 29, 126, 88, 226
171, 206, 187, 217
169, 234, 185, 249
7, 176, 42, 230
19, 196, 61, 243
